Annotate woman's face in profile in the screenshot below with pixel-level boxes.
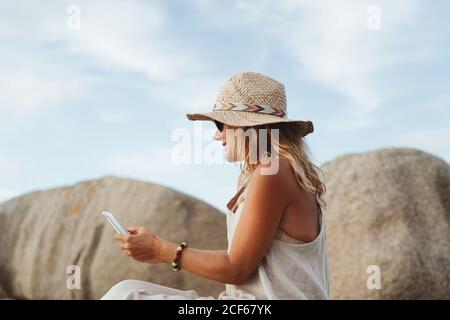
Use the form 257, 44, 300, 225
214, 122, 242, 162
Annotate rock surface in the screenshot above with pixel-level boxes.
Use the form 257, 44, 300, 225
321, 148, 450, 299
0, 176, 227, 299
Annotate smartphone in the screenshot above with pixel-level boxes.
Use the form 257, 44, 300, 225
102, 211, 128, 235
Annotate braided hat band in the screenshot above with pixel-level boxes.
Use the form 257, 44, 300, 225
186, 72, 314, 137
213, 102, 287, 117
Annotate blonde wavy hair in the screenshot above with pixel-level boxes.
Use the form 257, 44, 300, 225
229, 122, 327, 211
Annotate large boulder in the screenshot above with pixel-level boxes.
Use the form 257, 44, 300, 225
0, 176, 227, 299
321, 148, 450, 299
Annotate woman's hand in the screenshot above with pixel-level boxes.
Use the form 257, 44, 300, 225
114, 227, 162, 264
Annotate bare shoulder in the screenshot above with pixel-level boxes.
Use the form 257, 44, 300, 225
250, 157, 296, 204
253, 156, 295, 182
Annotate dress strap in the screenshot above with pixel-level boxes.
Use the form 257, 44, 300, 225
226, 185, 246, 213
226, 174, 252, 213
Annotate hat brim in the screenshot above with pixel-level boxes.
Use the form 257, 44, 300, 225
186, 110, 314, 136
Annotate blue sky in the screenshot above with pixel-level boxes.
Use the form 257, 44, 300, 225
1, 0, 449, 211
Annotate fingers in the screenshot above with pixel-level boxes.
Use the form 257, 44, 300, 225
119, 242, 131, 255
114, 234, 128, 242
113, 233, 134, 257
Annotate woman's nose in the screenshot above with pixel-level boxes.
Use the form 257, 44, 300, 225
214, 129, 222, 141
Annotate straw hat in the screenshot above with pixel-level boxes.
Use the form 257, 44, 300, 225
186, 71, 314, 136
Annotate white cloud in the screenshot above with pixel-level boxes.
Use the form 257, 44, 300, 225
59, 0, 217, 113
0, 1, 212, 117
0, 68, 82, 115
147, 74, 222, 112
192, 0, 422, 129
41, 0, 208, 83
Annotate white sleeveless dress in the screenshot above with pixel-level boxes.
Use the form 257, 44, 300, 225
100, 177, 330, 300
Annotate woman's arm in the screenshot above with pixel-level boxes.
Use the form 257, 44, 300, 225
157, 242, 239, 284
155, 172, 245, 283
115, 230, 236, 283
157, 160, 292, 286
116, 159, 292, 286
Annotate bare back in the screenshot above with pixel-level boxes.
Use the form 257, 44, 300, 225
277, 158, 321, 243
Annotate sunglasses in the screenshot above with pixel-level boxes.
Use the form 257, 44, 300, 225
214, 120, 224, 132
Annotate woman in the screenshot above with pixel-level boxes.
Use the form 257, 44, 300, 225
101, 71, 329, 300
